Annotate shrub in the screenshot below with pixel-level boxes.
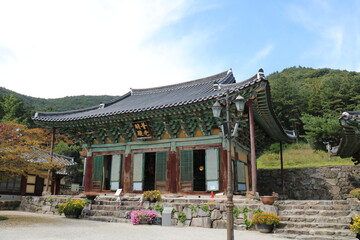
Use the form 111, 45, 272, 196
233, 206, 241, 218
130, 209, 158, 225
200, 205, 209, 212
143, 190, 161, 202
189, 205, 197, 213
0, 216, 8, 221
153, 204, 163, 213
56, 198, 89, 216
251, 212, 280, 225
350, 189, 360, 198
178, 212, 187, 223
350, 215, 360, 234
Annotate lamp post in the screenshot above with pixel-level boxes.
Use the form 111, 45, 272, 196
212, 90, 245, 240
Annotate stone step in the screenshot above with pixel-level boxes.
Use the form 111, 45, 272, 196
280, 215, 352, 224
87, 216, 129, 223
95, 200, 140, 206
91, 204, 141, 211
279, 210, 351, 217
272, 233, 357, 240
278, 204, 351, 211
90, 209, 133, 219
277, 200, 350, 206
275, 228, 356, 238
278, 221, 350, 230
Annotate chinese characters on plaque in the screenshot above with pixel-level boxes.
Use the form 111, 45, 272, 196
132, 121, 151, 138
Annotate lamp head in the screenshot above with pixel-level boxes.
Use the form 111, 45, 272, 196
234, 95, 245, 112
212, 101, 222, 118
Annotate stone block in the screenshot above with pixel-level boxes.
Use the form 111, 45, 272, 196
198, 208, 210, 217
212, 220, 227, 229
41, 205, 51, 213
177, 220, 191, 227
330, 186, 341, 196
260, 205, 278, 214
183, 207, 193, 219
325, 178, 338, 186
210, 209, 222, 220
191, 217, 211, 228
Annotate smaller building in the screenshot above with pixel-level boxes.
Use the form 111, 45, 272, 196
0, 149, 75, 196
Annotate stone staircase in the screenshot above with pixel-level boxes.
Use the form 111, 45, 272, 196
274, 200, 358, 240
83, 195, 359, 240
83, 195, 142, 223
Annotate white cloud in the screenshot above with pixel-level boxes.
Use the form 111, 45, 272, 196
286, 1, 360, 71
238, 44, 274, 76
249, 44, 274, 65
0, 0, 217, 98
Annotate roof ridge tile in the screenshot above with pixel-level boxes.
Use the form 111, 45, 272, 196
131, 70, 232, 96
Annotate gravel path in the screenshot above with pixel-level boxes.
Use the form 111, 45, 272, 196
0, 211, 289, 240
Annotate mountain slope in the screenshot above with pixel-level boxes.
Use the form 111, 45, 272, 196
0, 87, 117, 112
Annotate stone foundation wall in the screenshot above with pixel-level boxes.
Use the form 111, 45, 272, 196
18, 196, 79, 214
19, 195, 277, 229
0, 200, 21, 210
258, 165, 360, 200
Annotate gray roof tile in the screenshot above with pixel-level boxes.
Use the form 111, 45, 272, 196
33, 70, 261, 122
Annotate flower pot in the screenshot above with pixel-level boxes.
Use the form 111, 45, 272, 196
261, 196, 275, 205
256, 223, 274, 233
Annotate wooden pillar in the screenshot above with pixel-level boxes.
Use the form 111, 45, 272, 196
84, 155, 93, 192
280, 142, 284, 194
123, 154, 132, 193
20, 175, 27, 196
220, 147, 228, 193
167, 151, 177, 193
248, 100, 257, 194
51, 170, 56, 195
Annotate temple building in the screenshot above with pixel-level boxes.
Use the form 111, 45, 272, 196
32, 69, 295, 195
331, 111, 360, 165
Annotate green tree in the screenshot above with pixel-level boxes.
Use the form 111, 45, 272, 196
301, 113, 341, 150
54, 141, 83, 184
0, 122, 58, 178
1, 94, 34, 125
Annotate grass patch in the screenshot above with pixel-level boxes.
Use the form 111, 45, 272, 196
258, 143, 354, 169
0, 216, 8, 221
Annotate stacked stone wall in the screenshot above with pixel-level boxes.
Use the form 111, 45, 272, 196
258, 165, 360, 200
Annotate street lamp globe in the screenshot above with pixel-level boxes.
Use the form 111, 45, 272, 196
212, 101, 222, 118
234, 95, 245, 112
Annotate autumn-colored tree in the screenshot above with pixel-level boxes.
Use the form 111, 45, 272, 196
0, 121, 64, 178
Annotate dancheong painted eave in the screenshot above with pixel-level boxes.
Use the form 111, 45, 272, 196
32, 69, 296, 142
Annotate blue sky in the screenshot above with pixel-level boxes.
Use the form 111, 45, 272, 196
0, 0, 359, 98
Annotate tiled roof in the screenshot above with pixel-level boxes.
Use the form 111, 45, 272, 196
33, 70, 258, 122
26, 148, 75, 175
32, 69, 296, 142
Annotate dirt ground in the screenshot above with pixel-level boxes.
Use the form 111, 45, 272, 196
0, 211, 289, 240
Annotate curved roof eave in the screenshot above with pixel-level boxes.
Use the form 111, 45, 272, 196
331, 111, 360, 158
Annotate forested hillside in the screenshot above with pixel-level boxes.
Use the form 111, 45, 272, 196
267, 67, 360, 150
0, 87, 116, 112
1, 66, 359, 151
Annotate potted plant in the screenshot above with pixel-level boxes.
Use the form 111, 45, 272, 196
130, 209, 158, 225
350, 189, 360, 200
56, 198, 89, 218
143, 190, 161, 202
260, 192, 279, 205
251, 211, 280, 233
350, 215, 360, 240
